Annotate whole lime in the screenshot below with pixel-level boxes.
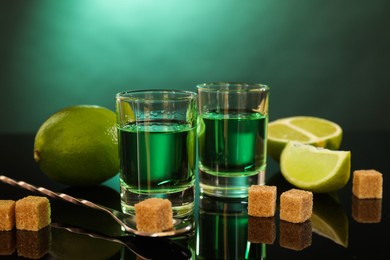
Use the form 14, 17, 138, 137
33, 105, 119, 186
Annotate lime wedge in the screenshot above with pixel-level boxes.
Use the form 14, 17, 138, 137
268, 116, 342, 161
280, 142, 351, 193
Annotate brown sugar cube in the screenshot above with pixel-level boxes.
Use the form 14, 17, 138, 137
352, 195, 382, 223
135, 198, 173, 232
280, 189, 313, 223
0, 200, 15, 231
248, 185, 277, 217
17, 226, 51, 259
279, 220, 312, 251
0, 231, 16, 255
352, 170, 383, 199
15, 196, 51, 231
248, 216, 276, 244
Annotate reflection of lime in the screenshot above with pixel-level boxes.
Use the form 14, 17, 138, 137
50, 227, 121, 260
197, 117, 205, 155
311, 193, 348, 247
268, 116, 343, 161
117, 101, 135, 124
50, 185, 122, 235
187, 127, 196, 170
33, 105, 119, 186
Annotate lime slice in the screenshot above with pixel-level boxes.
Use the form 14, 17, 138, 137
280, 142, 351, 193
267, 116, 342, 161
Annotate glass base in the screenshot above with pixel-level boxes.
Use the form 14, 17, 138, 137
199, 168, 265, 198
120, 184, 195, 218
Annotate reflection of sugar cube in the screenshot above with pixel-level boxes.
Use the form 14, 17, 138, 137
279, 220, 312, 251
248, 216, 276, 244
15, 196, 51, 231
135, 198, 173, 232
248, 185, 277, 217
280, 189, 313, 223
16, 226, 51, 259
352, 170, 383, 199
0, 200, 15, 231
352, 196, 382, 223
0, 231, 15, 255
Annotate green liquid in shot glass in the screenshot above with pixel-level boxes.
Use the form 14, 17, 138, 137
118, 120, 196, 193
198, 110, 267, 176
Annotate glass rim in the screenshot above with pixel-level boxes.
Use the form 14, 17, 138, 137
116, 89, 197, 101
196, 82, 269, 92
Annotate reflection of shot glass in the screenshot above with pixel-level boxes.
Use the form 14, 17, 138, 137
197, 82, 270, 198
116, 90, 197, 217
197, 195, 264, 259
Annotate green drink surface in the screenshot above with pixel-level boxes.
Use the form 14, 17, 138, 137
118, 120, 196, 193
198, 111, 267, 175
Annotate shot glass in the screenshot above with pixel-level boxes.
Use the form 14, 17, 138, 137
116, 90, 197, 217
197, 82, 269, 198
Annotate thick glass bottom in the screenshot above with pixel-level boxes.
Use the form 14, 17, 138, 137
199, 167, 265, 198
120, 182, 195, 218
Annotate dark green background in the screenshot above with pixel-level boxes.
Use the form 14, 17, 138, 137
1, 0, 389, 133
